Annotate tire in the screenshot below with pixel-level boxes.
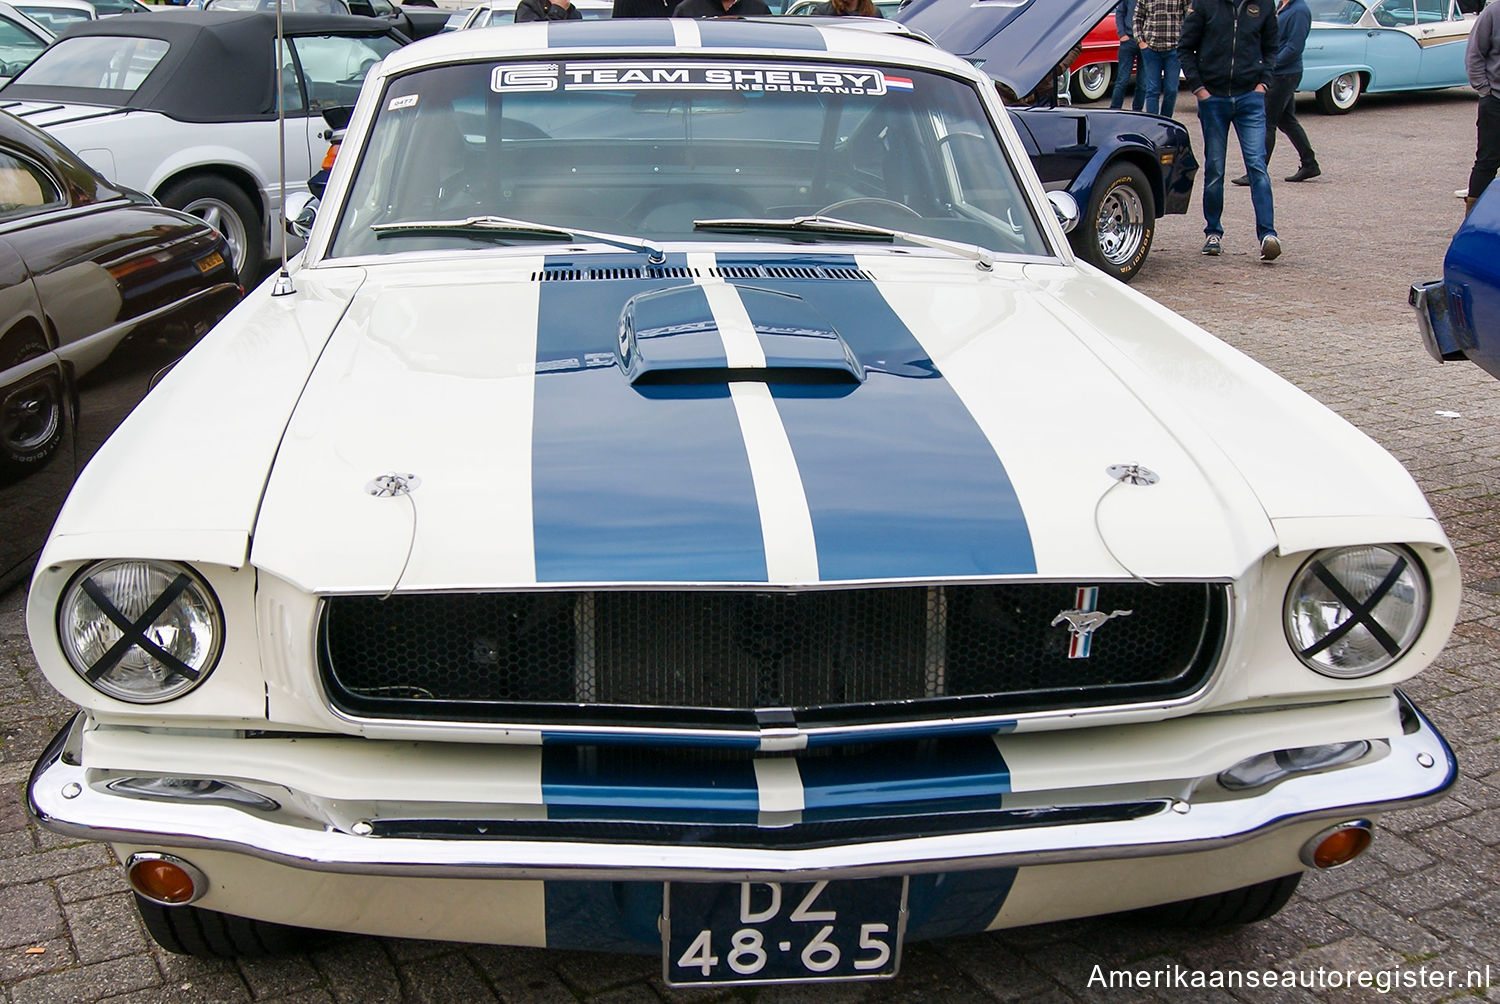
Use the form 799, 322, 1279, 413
1314, 72, 1362, 114
1, 341, 65, 474
1127, 873, 1302, 927
1071, 62, 1114, 104
1071, 162, 1155, 283
134, 894, 327, 957
158, 176, 263, 286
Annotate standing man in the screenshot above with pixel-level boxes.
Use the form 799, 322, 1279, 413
1465, 0, 1500, 212
1135, 0, 1188, 117
1109, 0, 1146, 111
1180, 0, 1281, 261
516, 0, 581, 20
1235, 0, 1319, 184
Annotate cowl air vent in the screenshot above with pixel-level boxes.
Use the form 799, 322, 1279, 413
710, 265, 873, 281
533, 266, 697, 282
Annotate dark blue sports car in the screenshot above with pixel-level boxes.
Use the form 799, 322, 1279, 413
1412, 189, 1500, 380
898, 0, 1198, 282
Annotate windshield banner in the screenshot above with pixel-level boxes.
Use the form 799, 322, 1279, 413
490, 62, 906, 96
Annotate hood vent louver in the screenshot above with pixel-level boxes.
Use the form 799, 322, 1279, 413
533, 266, 697, 282
532, 265, 873, 283
711, 265, 872, 281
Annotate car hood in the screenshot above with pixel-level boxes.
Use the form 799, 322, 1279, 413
897, 0, 1118, 97
201, 253, 1437, 594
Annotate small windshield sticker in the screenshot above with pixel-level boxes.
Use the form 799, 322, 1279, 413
490, 62, 899, 96
388, 94, 419, 110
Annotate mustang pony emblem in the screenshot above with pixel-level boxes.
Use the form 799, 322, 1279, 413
1051, 587, 1132, 659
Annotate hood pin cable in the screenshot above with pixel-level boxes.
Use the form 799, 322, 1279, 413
1094, 464, 1161, 587
366, 473, 421, 600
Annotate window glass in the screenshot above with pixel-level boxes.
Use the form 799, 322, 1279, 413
290, 34, 402, 112
1414, 0, 1447, 21
14, 36, 168, 91
0, 16, 49, 78
1371, 0, 1416, 25
0, 151, 63, 216
1306, 0, 1365, 22
15, 6, 92, 34
330, 59, 1051, 261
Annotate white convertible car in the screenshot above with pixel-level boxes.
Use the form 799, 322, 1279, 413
27, 14, 1457, 987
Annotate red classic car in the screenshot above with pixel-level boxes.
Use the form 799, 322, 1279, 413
1070, 10, 1122, 102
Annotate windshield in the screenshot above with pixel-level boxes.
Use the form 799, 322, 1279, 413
328, 58, 1051, 261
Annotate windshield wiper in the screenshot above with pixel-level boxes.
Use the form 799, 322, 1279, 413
693, 215, 996, 271
371, 215, 665, 264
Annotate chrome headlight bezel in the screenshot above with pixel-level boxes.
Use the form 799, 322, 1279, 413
1283, 545, 1430, 680
56, 559, 224, 704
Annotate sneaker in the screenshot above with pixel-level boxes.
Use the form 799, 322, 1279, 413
1202, 233, 1223, 256
1259, 234, 1282, 261
1230, 175, 1250, 186
1284, 163, 1321, 182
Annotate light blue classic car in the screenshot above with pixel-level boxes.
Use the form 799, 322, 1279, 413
1301, 0, 1483, 113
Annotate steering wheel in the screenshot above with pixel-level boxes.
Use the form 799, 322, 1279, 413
816, 197, 924, 227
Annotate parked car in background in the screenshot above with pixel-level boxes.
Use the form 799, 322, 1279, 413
0, 108, 239, 589
1068, 8, 1121, 103
204, 0, 448, 37
1301, 0, 1483, 113
899, 0, 1197, 282
25, 15, 1458, 977
15, 0, 95, 33
1411, 186, 1500, 379
782, 0, 904, 16
0, 2, 50, 82
0, 11, 407, 283
445, 0, 611, 27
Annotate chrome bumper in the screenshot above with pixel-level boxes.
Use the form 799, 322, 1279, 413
1410, 278, 1468, 363
28, 693, 1455, 883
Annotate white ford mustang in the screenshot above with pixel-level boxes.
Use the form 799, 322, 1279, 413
26, 15, 1457, 987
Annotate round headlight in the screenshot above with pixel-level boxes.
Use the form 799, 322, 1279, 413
1284, 545, 1428, 679
57, 560, 223, 703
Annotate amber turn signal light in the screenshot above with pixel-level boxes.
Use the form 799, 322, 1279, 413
1300, 821, 1373, 870
126, 853, 207, 905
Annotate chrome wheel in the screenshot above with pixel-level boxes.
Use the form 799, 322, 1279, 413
1095, 183, 1147, 267
181, 196, 248, 275
1073, 62, 1113, 103
1316, 72, 1361, 114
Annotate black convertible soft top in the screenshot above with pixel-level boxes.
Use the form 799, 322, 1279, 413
1, 11, 407, 123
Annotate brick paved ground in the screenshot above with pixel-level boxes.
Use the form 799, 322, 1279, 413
3, 88, 1498, 1003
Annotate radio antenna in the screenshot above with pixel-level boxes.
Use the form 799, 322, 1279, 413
271, 0, 295, 296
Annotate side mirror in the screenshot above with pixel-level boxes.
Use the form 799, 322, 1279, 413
1047, 191, 1079, 234
284, 191, 319, 241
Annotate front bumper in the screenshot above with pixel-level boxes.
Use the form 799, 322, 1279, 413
28, 692, 1454, 945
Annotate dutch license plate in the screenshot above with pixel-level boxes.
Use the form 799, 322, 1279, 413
663, 877, 907, 986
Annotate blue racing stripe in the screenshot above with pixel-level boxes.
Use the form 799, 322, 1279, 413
695, 20, 828, 50
546, 19, 677, 47
540, 745, 761, 813
532, 254, 768, 582
797, 735, 1010, 810
722, 254, 1036, 580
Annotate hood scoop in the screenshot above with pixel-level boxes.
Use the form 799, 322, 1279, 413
618, 285, 863, 386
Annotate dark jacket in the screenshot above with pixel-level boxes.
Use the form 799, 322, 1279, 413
672, 0, 769, 14
1178, 0, 1278, 97
612, 0, 673, 16
516, 0, 582, 20
1115, 0, 1135, 37
1272, 0, 1311, 77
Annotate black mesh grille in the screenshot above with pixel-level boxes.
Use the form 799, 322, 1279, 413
319, 583, 1226, 729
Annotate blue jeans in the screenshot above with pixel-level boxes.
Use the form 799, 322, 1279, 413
1110, 36, 1144, 110
1139, 46, 1179, 118
1197, 91, 1276, 241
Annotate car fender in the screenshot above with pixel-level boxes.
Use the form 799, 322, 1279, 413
1064, 140, 1164, 218
1296, 62, 1371, 92
145, 144, 277, 215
